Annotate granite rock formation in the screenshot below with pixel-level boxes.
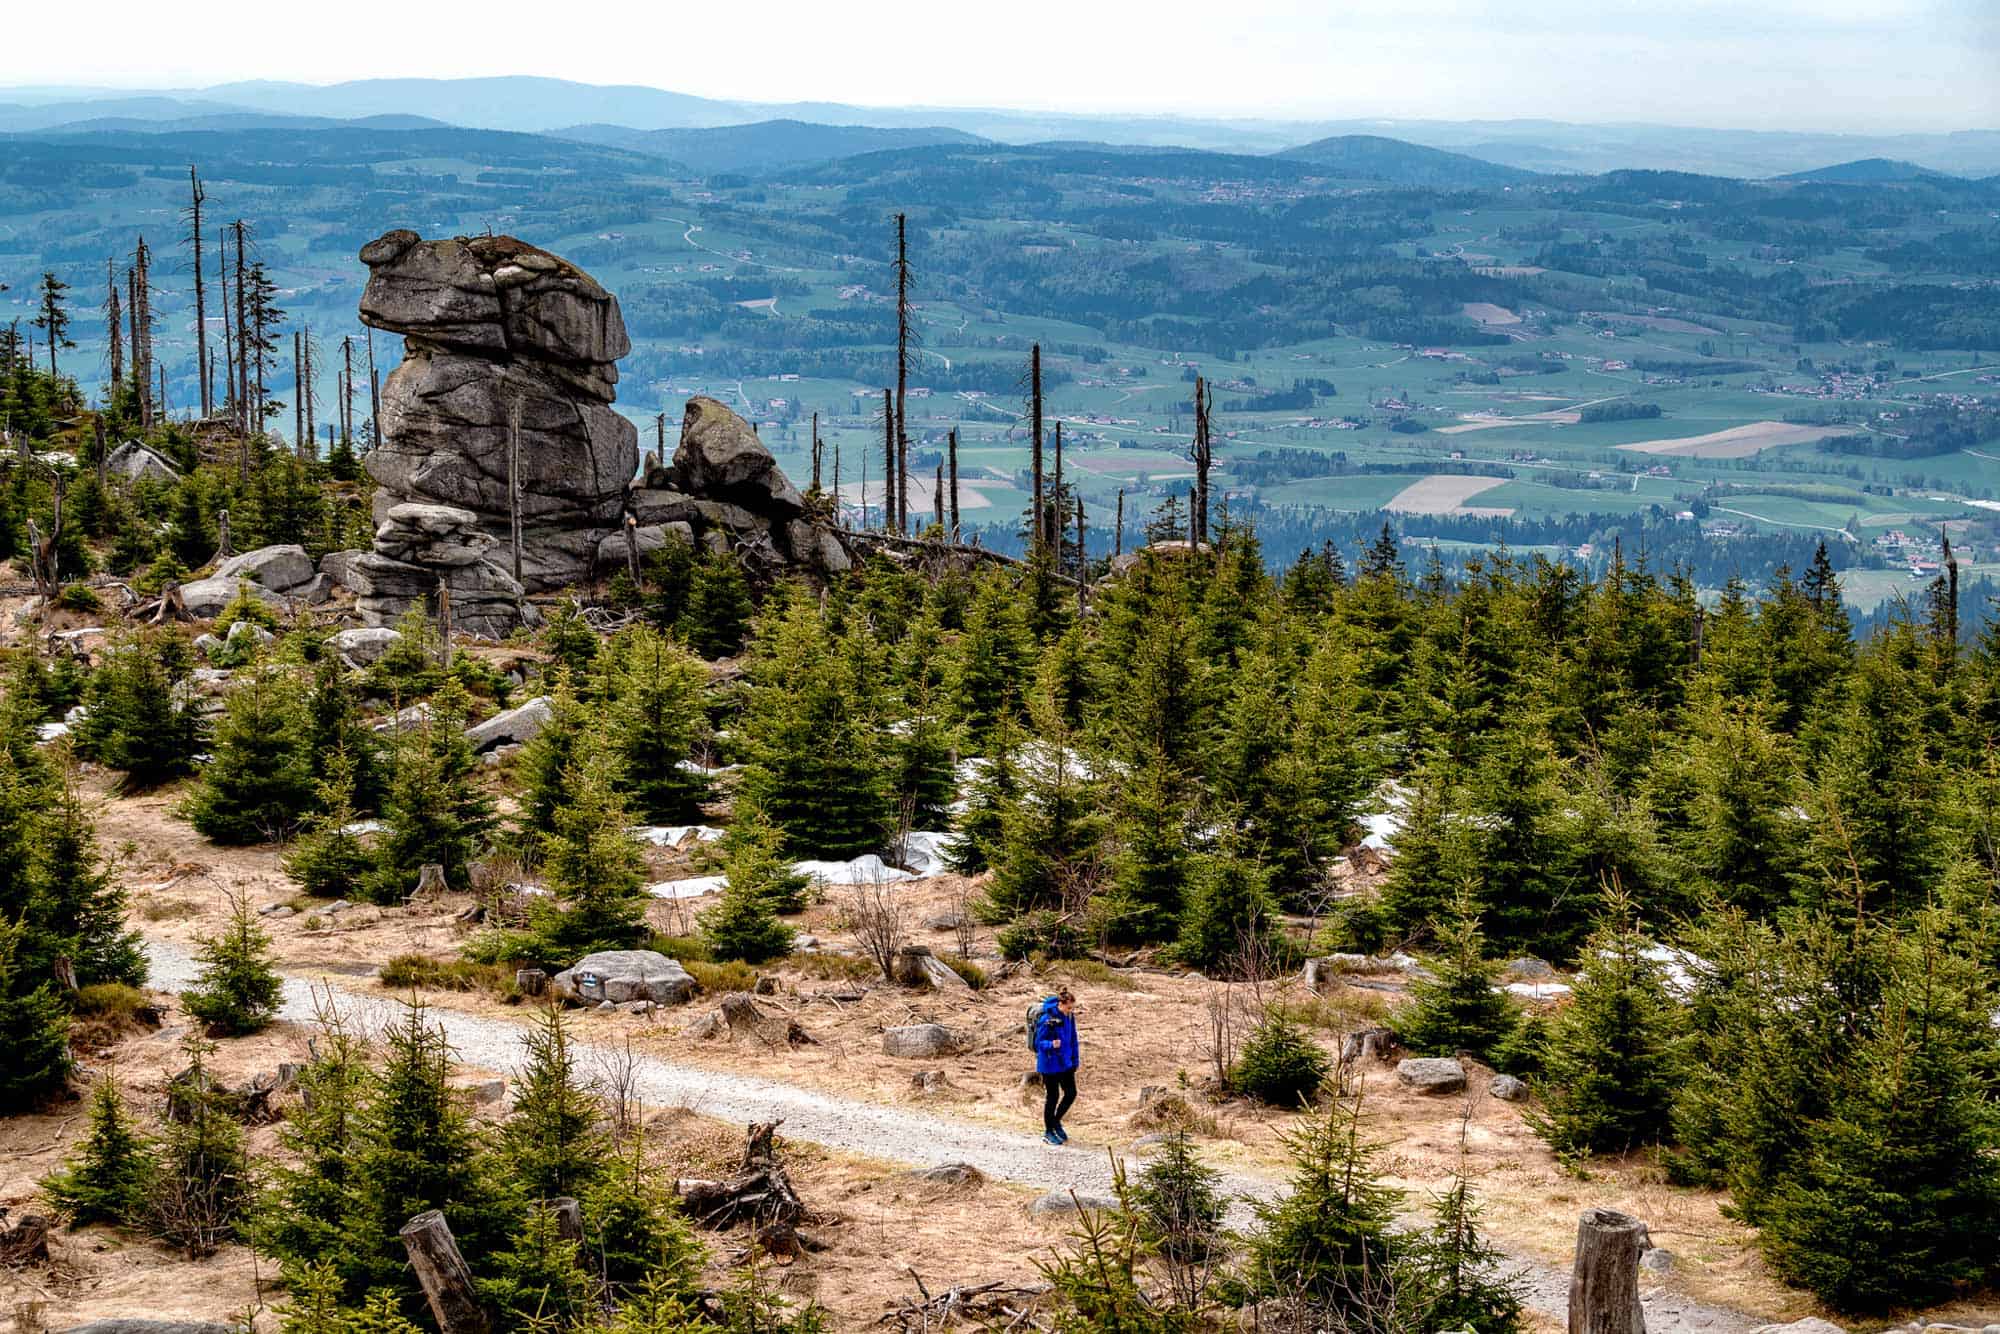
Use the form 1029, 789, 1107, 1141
358, 231, 637, 597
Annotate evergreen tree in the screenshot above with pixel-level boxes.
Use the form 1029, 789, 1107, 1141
368, 681, 494, 900
1131, 1130, 1226, 1264
1397, 890, 1518, 1063
341, 999, 505, 1303
181, 893, 283, 1036
256, 1002, 370, 1283
1099, 752, 1192, 944
483, 1204, 592, 1329
150, 1035, 253, 1257
606, 625, 709, 824
1249, 1092, 1402, 1312
525, 744, 651, 964
74, 629, 206, 787
979, 688, 1106, 923
943, 715, 1020, 875
738, 597, 890, 858
498, 1005, 609, 1201
1530, 893, 1680, 1160
1173, 849, 1279, 973
700, 807, 800, 964
283, 751, 375, 901
21, 762, 145, 987
514, 671, 596, 846
302, 643, 381, 808
889, 681, 958, 833
182, 668, 315, 844
1398, 1136, 1525, 1334
582, 1140, 708, 1298
684, 551, 753, 658
42, 1078, 156, 1227
947, 573, 1032, 744
0, 916, 71, 1104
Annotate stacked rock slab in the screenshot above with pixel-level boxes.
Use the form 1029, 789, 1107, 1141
346, 504, 531, 640
619, 396, 851, 578
356, 230, 638, 608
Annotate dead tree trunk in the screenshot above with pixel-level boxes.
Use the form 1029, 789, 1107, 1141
366, 328, 382, 449
133, 236, 153, 430
217, 235, 236, 431
1942, 527, 1959, 648
1030, 343, 1044, 551
233, 221, 250, 438
1192, 376, 1212, 546
105, 259, 123, 390
1052, 420, 1064, 573
895, 212, 912, 537
881, 387, 895, 532
677, 1121, 805, 1230
399, 1210, 491, 1334
933, 462, 944, 529
1114, 488, 1124, 559
508, 397, 524, 584
1075, 498, 1086, 612
214, 507, 232, 560
810, 411, 822, 492
1568, 1208, 1647, 1334
293, 331, 305, 454
301, 327, 314, 461
947, 427, 959, 540
548, 1197, 584, 1243
188, 167, 211, 419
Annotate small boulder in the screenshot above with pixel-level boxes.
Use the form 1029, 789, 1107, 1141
881, 1023, 967, 1059
551, 950, 696, 1006
1640, 1247, 1674, 1273
911, 1162, 981, 1185
1489, 1074, 1529, 1102
1505, 956, 1556, 980
213, 544, 317, 593
465, 696, 553, 752
331, 626, 403, 668
1396, 1057, 1467, 1095
1748, 1321, 1848, 1334
102, 440, 181, 483
178, 576, 285, 619
1029, 1191, 1119, 1216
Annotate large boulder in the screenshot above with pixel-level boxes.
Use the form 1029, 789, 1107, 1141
671, 397, 803, 518
349, 553, 532, 640
178, 576, 285, 619
550, 951, 696, 1006
882, 1023, 968, 1058
464, 696, 552, 752
213, 543, 317, 593
330, 626, 402, 668
103, 440, 180, 482
359, 231, 630, 367
1396, 1057, 1468, 1095
373, 503, 499, 567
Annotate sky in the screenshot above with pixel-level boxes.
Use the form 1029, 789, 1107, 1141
6, 0, 1996, 131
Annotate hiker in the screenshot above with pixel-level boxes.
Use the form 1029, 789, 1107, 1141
1033, 989, 1079, 1145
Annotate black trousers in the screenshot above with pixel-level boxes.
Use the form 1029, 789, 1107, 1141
1043, 1069, 1077, 1134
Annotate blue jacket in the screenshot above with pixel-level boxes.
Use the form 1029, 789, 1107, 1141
1034, 999, 1078, 1075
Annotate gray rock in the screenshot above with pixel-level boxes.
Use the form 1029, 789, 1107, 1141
330, 626, 402, 668
465, 696, 552, 752
626, 488, 700, 526
1396, 1057, 1468, 1095
192, 633, 223, 658
463, 1078, 507, 1105
551, 950, 696, 1006
1640, 1247, 1674, 1272
359, 232, 629, 367
1505, 956, 1556, 980
921, 913, 967, 932
911, 1162, 982, 1184
671, 396, 804, 517
1488, 1074, 1528, 1102
225, 619, 275, 646
1029, 1191, 1120, 1216
318, 548, 369, 590
179, 576, 285, 619
881, 1023, 968, 1059
102, 440, 181, 483
595, 522, 691, 572
213, 543, 317, 592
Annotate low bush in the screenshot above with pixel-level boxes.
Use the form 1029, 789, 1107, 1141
73, 982, 149, 1017
997, 910, 1086, 961
378, 952, 520, 999
1231, 1016, 1329, 1107
943, 957, 988, 989
683, 959, 758, 995
54, 582, 103, 612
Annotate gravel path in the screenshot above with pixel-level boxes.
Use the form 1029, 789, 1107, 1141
146, 940, 1759, 1333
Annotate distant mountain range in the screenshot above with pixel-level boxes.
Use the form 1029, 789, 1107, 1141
1275, 134, 1535, 188
2, 77, 1996, 178
558, 119, 986, 176
1776, 157, 1956, 184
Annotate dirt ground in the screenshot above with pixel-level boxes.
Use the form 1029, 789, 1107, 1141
25, 772, 1876, 1331
1614, 421, 1853, 458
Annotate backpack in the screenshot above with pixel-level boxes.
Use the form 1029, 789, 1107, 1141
1026, 997, 1054, 1051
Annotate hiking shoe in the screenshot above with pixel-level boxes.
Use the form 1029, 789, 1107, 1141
1055, 1128, 1070, 1144
1043, 1131, 1063, 1146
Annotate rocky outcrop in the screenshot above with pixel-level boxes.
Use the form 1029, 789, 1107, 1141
358, 231, 638, 608
345, 505, 534, 640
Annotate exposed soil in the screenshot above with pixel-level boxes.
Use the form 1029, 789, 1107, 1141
1615, 421, 1852, 458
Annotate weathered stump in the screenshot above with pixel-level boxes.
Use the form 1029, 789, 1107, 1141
677, 1121, 805, 1229
548, 1196, 583, 1243
1568, 1207, 1648, 1334
412, 863, 449, 899
515, 968, 548, 997
0, 1212, 51, 1265
399, 1210, 490, 1334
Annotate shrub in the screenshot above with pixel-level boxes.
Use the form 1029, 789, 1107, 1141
181, 668, 315, 845
1231, 1016, 1328, 1107
1131, 1130, 1226, 1263
0, 919, 74, 1103
1395, 894, 1517, 1063
1247, 1093, 1400, 1309
53, 581, 102, 612
698, 809, 801, 964
942, 957, 988, 989
181, 895, 283, 1036
684, 958, 758, 994
377, 953, 519, 998
1173, 852, 1279, 973
149, 1037, 252, 1257
996, 909, 1086, 961
73, 981, 149, 1018
42, 1079, 157, 1226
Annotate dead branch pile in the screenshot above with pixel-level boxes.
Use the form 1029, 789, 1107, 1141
677, 1121, 806, 1232
879, 1268, 1051, 1331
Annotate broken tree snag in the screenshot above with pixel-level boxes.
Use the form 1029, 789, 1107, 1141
399, 1209, 491, 1334
412, 863, 449, 899
0, 1212, 51, 1266
678, 1121, 805, 1230
515, 968, 548, 997
1568, 1207, 1648, 1334
547, 1196, 584, 1243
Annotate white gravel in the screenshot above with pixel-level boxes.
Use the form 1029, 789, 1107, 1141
144, 939, 1755, 1332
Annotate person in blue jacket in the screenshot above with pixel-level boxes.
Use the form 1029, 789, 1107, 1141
1036, 989, 1080, 1145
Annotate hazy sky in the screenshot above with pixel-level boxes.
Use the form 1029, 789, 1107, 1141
8, 0, 1996, 131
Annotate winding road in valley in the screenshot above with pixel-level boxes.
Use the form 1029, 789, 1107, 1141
142, 938, 1759, 1333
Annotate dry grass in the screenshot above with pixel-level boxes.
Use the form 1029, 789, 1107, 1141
1615, 421, 1852, 458
1383, 474, 1515, 517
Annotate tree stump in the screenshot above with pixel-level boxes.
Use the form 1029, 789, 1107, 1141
412, 863, 449, 899
678, 1121, 805, 1229
548, 1197, 583, 1243
515, 968, 548, 997
0, 1212, 51, 1266
399, 1210, 491, 1334
1568, 1207, 1648, 1334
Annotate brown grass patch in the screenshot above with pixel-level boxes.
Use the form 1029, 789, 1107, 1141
1615, 422, 1851, 458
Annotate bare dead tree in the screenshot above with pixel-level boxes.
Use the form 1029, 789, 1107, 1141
810, 410, 822, 491
881, 387, 895, 532
104, 258, 123, 391
1191, 376, 1213, 546
1030, 343, 1044, 551
947, 426, 959, 540
1052, 420, 1065, 571
849, 877, 906, 981
342, 335, 356, 452
933, 461, 944, 529
292, 330, 304, 453
186, 166, 211, 418
1075, 497, 1087, 613
365, 327, 381, 449
232, 220, 250, 436
894, 212, 915, 536
216, 234, 235, 431
508, 397, 524, 584
1114, 488, 1125, 558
